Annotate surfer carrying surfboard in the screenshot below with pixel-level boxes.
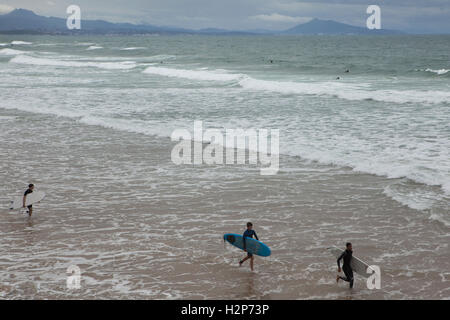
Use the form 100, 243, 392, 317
239, 222, 259, 271
336, 242, 354, 288
23, 184, 34, 216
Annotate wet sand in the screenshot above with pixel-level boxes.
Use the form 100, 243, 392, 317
0, 108, 449, 299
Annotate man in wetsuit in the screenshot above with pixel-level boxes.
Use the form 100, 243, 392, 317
239, 222, 259, 271
23, 184, 34, 217
336, 242, 354, 288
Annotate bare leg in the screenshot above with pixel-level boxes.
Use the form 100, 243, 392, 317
250, 256, 254, 271
28, 207, 33, 217
240, 255, 250, 266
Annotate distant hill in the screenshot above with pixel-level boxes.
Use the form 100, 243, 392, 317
0, 9, 402, 35
0, 9, 182, 34
283, 18, 401, 35
0, 9, 64, 32
197, 28, 255, 35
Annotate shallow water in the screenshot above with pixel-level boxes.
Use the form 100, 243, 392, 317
0, 35, 449, 299
0, 109, 448, 299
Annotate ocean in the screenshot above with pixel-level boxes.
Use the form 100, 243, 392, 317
0, 34, 449, 299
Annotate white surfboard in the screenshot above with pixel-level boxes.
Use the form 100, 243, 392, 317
10, 191, 45, 210
328, 246, 375, 277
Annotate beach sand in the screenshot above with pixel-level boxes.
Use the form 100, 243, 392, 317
0, 108, 449, 299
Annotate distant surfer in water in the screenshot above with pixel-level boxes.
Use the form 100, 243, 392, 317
239, 222, 259, 271
23, 184, 34, 216
336, 242, 354, 288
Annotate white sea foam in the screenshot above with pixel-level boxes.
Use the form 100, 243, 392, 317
10, 55, 138, 70
0, 48, 25, 55
78, 115, 175, 138
1, 36, 449, 300
34, 43, 58, 46
3, 61, 449, 199
282, 132, 450, 198
6, 93, 449, 198
143, 66, 243, 81
0, 116, 16, 121
143, 66, 450, 104
0, 101, 86, 119
424, 68, 450, 75
238, 77, 450, 104
429, 211, 450, 227
11, 40, 32, 45
383, 184, 443, 211
86, 45, 103, 50
120, 47, 146, 51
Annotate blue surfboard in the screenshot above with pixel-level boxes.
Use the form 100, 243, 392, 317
223, 233, 271, 257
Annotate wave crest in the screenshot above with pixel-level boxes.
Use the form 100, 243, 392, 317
10, 55, 138, 70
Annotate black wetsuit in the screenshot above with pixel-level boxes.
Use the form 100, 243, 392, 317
337, 249, 354, 288
243, 229, 258, 257
24, 189, 33, 209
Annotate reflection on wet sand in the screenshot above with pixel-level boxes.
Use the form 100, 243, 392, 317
1, 108, 449, 299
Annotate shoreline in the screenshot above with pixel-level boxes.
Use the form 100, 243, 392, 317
1, 107, 448, 299
0, 105, 447, 217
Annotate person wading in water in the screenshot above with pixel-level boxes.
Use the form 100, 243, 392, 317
336, 242, 354, 288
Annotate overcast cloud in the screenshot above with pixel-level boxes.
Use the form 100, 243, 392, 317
0, 0, 449, 33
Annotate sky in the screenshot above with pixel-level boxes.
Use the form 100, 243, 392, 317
0, 0, 449, 33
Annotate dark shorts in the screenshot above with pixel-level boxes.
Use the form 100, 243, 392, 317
27, 205, 32, 209
247, 252, 253, 257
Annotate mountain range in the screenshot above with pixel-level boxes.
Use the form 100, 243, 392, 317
0, 9, 401, 35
